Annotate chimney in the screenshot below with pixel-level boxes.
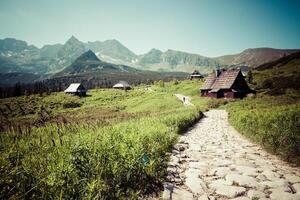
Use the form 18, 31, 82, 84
215, 66, 221, 77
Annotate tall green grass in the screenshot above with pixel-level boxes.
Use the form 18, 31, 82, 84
0, 80, 208, 199
224, 95, 300, 165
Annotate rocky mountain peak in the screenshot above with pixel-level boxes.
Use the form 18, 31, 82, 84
65, 35, 82, 45
75, 49, 100, 62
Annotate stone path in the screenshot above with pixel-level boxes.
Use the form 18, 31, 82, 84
174, 94, 194, 107
163, 109, 300, 200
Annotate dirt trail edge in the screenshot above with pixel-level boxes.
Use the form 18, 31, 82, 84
162, 109, 300, 200
174, 94, 194, 107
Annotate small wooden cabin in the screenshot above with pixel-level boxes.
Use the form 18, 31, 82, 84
113, 81, 132, 90
64, 83, 87, 96
200, 69, 252, 98
190, 70, 204, 80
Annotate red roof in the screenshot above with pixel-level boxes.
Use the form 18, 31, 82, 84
201, 69, 241, 90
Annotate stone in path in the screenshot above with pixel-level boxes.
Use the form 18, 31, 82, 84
161, 110, 300, 200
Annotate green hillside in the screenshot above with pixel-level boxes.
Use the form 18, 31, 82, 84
249, 51, 300, 96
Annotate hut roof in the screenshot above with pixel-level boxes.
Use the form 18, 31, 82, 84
201, 69, 241, 90
113, 81, 131, 88
201, 73, 216, 90
191, 70, 203, 77
191, 70, 200, 75
64, 83, 86, 93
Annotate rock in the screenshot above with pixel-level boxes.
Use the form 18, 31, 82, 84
189, 161, 209, 169
172, 149, 180, 155
262, 170, 280, 181
256, 174, 267, 182
213, 159, 233, 167
235, 165, 258, 175
293, 183, 300, 193
231, 197, 251, 200
179, 146, 185, 151
212, 167, 232, 177
162, 182, 174, 200
171, 186, 194, 200
260, 179, 289, 188
247, 189, 266, 199
269, 188, 300, 200
235, 160, 256, 167
209, 179, 233, 190
189, 143, 202, 151
178, 137, 188, 144
198, 194, 210, 200
215, 185, 246, 198
225, 174, 258, 188
174, 178, 184, 185
170, 155, 180, 164
185, 168, 205, 194
285, 174, 300, 184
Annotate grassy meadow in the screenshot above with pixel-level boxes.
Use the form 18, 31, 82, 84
223, 67, 300, 165
223, 95, 300, 165
0, 80, 213, 199
1, 74, 299, 199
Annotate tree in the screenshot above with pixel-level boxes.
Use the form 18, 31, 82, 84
13, 82, 22, 97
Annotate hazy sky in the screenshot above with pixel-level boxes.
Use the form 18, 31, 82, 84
0, 0, 299, 57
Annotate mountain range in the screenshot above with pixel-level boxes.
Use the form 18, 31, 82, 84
56, 49, 138, 76
0, 36, 299, 76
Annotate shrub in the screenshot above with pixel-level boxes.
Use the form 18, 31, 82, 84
63, 102, 82, 108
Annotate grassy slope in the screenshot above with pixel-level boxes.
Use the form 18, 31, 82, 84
0, 80, 214, 199
251, 55, 300, 96
224, 57, 300, 165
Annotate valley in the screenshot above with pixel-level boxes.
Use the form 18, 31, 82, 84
1, 0, 300, 199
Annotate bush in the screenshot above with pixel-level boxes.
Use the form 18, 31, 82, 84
63, 102, 82, 108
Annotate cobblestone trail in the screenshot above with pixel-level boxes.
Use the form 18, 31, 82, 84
163, 110, 300, 200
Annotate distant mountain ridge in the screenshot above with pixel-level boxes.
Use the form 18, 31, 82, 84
136, 49, 219, 74
215, 48, 300, 68
86, 39, 137, 62
0, 36, 299, 76
255, 51, 300, 71
0, 36, 138, 75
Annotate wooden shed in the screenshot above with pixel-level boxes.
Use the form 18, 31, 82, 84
200, 69, 252, 98
113, 81, 132, 90
190, 70, 204, 80
64, 83, 87, 96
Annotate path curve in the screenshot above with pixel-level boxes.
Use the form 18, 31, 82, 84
174, 94, 194, 107
163, 109, 300, 200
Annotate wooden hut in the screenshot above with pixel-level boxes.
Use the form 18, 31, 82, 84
200, 69, 252, 98
190, 70, 204, 80
113, 81, 132, 90
64, 83, 87, 96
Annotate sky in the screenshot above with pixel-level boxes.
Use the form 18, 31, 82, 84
0, 0, 299, 57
